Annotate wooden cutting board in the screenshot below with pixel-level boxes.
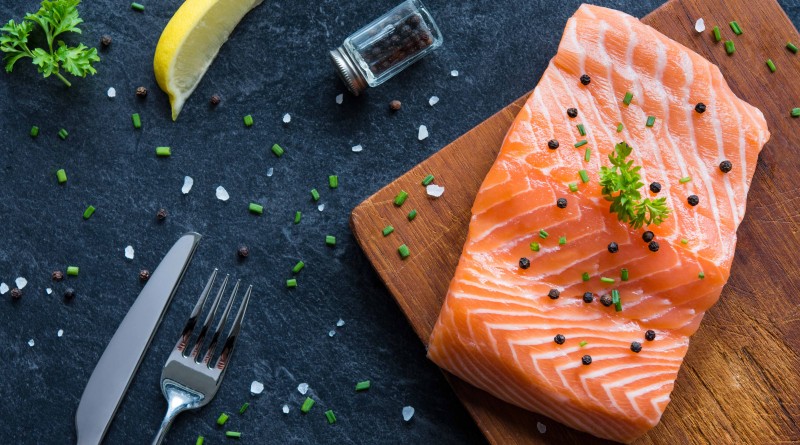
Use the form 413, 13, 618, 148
350, 0, 800, 443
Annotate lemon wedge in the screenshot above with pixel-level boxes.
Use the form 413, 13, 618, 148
154, 0, 263, 120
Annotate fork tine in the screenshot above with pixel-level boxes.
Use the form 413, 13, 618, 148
202, 280, 240, 366
175, 269, 217, 353
214, 285, 252, 370
188, 274, 229, 359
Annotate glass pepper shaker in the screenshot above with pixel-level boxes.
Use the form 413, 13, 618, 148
329, 0, 443, 95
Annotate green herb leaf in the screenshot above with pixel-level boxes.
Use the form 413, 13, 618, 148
55, 42, 98, 77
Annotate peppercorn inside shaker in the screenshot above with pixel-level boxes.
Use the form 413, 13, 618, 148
329, 0, 443, 95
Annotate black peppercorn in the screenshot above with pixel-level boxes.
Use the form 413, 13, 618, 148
648, 241, 660, 252
719, 160, 732, 173
567, 108, 578, 118
695, 102, 706, 113
64, 288, 76, 300
210, 94, 221, 106
390, 100, 402, 111
642, 231, 654, 243
548, 289, 560, 299
10, 288, 22, 300
580, 74, 591, 85
630, 341, 642, 353
554, 334, 566, 345
156, 208, 168, 221
650, 182, 661, 193
556, 198, 567, 208
100, 35, 112, 48
581, 355, 592, 365
583, 292, 594, 303
238, 245, 250, 258
547, 139, 560, 150
52, 270, 64, 281
687, 195, 699, 206
645, 330, 656, 341
519, 257, 530, 269
607, 242, 619, 253
136, 86, 148, 98
139, 269, 151, 281
600, 294, 613, 307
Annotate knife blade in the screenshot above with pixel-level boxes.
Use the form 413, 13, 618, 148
75, 232, 202, 445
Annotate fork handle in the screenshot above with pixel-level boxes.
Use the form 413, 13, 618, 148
152, 412, 177, 445
152, 382, 200, 445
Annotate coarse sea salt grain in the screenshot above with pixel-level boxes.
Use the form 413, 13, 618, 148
450, 70, 459, 77
297, 383, 309, 395
125, 245, 135, 260
46, 288, 52, 295
215, 186, 230, 201
318, 203, 325, 212
282, 404, 290, 414
426, 184, 445, 198
28, 339, 35, 347
537, 422, 547, 434
328, 330, 336, 337
283, 113, 291, 124
402, 406, 415, 422
107, 87, 116, 98
336, 319, 345, 327
250, 381, 264, 395
695, 18, 705, 33
428, 96, 439, 106
0, 283, 8, 294
182, 176, 193, 194
418, 125, 429, 141
351, 144, 363, 153
267, 167, 274, 177
336, 94, 344, 105
57, 329, 64, 337
15, 277, 27, 289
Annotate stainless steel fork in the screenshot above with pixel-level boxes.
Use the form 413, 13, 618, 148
151, 269, 253, 445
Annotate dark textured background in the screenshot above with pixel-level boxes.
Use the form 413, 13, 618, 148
1, 0, 798, 443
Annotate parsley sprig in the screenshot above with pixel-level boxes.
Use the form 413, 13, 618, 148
599, 141, 670, 229
1, 0, 99, 87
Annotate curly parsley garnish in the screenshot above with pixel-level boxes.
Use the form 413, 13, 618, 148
1, 0, 99, 87
599, 141, 670, 229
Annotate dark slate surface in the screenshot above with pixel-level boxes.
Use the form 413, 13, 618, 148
1, 0, 797, 443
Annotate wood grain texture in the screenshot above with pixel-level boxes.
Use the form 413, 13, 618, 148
350, 0, 800, 443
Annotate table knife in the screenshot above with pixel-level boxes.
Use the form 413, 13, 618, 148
75, 232, 202, 445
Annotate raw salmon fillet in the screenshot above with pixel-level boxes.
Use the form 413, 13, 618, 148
427, 4, 770, 443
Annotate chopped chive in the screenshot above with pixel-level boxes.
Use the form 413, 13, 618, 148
724, 40, 735, 55
131, 2, 144, 11
325, 235, 336, 246
539, 229, 549, 239
698, 271, 705, 279
621, 268, 629, 281
83, 205, 96, 220
792, 108, 800, 118
325, 409, 337, 424
645, 116, 656, 127
788, 42, 799, 53
271, 143, 284, 157
407, 209, 417, 221
559, 236, 566, 245
58, 128, 69, 140
156, 146, 171, 157
56, 169, 67, 184
421, 174, 435, 186
382, 225, 394, 236
216, 412, 230, 426
582, 272, 590, 282
393, 190, 408, 206
132, 113, 141, 129
579, 341, 588, 347
577, 124, 586, 136
311, 189, 320, 201
530, 242, 540, 252
679, 176, 692, 183
239, 402, 250, 414
243, 114, 254, 127
292, 261, 305, 274
681, 238, 689, 244
30, 126, 39, 137
355, 380, 371, 391
712, 26, 721, 42
398, 244, 410, 259
301, 397, 315, 413
294, 211, 302, 224
612, 289, 622, 312
329, 175, 338, 189
67, 266, 79, 276
225, 431, 241, 438
729, 21, 742, 35
584, 148, 591, 162
579, 170, 589, 183
574, 139, 587, 148
568, 182, 578, 192
248, 203, 264, 214
623, 92, 633, 106
766, 59, 776, 73
616, 122, 623, 133
600, 277, 615, 284
196, 436, 204, 445
286, 278, 297, 288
